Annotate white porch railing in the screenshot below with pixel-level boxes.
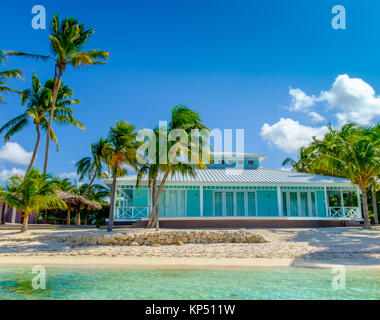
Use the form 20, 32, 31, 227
328, 207, 361, 219
115, 206, 150, 220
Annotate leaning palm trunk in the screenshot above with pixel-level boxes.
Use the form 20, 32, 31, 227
43, 69, 62, 174
147, 179, 157, 228
155, 207, 159, 231
21, 212, 29, 233
107, 170, 117, 232
83, 173, 97, 196
372, 186, 379, 225
26, 124, 41, 175
147, 171, 169, 229
361, 187, 371, 229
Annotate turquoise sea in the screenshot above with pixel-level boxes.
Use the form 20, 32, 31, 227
0, 266, 379, 300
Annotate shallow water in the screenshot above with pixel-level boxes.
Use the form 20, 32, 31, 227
0, 266, 379, 300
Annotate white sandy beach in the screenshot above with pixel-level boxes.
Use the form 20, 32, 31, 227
1, 227, 379, 269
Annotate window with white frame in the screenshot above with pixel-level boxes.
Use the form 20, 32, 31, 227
157, 190, 187, 217
281, 191, 317, 217
213, 191, 257, 216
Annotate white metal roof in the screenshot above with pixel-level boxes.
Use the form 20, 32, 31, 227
113, 167, 351, 185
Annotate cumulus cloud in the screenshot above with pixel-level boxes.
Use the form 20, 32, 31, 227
320, 74, 380, 124
260, 118, 328, 153
289, 74, 380, 125
289, 88, 317, 112
0, 142, 32, 165
58, 172, 78, 179
309, 111, 326, 123
0, 168, 25, 181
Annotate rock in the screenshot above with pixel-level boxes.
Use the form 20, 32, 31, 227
130, 241, 140, 246
177, 240, 184, 246
152, 243, 161, 247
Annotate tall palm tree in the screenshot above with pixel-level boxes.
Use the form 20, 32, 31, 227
300, 124, 380, 229
76, 138, 108, 195
102, 121, 140, 232
0, 168, 66, 232
0, 50, 23, 103
8, 14, 109, 173
137, 106, 209, 229
0, 74, 85, 174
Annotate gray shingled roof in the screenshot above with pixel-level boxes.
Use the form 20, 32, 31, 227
115, 168, 350, 185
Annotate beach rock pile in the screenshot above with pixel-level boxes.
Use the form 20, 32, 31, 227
42, 230, 267, 246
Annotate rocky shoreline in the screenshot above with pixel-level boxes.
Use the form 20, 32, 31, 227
40, 230, 268, 246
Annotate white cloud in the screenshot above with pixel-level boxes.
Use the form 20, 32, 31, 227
0, 142, 32, 165
309, 111, 326, 123
58, 172, 78, 179
320, 74, 380, 125
0, 168, 25, 181
289, 74, 380, 125
289, 88, 317, 112
260, 118, 328, 153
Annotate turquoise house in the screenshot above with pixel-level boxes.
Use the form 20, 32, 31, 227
110, 153, 363, 227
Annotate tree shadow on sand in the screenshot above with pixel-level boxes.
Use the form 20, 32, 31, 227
268, 227, 380, 267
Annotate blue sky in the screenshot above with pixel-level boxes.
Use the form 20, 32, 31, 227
1, 0, 380, 182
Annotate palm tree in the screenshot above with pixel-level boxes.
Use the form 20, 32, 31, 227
300, 124, 380, 229
0, 74, 85, 174
0, 50, 23, 103
0, 168, 66, 232
54, 177, 74, 192
8, 14, 109, 173
78, 183, 109, 203
102, 121, 140, 232
282, 147, 312, 173
76, 138, 108, 195
137, 106, 209, 229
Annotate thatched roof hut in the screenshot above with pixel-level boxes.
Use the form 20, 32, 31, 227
56, 191, 102, 211
56, 191, 101, 225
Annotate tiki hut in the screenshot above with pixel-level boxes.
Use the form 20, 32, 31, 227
56, 191, 102, 225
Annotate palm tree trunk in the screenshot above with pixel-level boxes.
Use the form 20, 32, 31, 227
372, 186, 379, 225
147, 179, 157, 228
21, 212, 29, 233
361, 187, 371, 229
83, 173, 97, 196
148, 171, 169, 229
26, 124, 41, 175
66, 207, 71, 225
107, 170, 117, 232
84, 212, 88, 225
43, 67, 62, 174
155, 206, 159, 231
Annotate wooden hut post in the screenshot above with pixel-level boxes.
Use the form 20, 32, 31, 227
84, 211, 88, 225
75, 211, 81, 225
66, 206, 71, 225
